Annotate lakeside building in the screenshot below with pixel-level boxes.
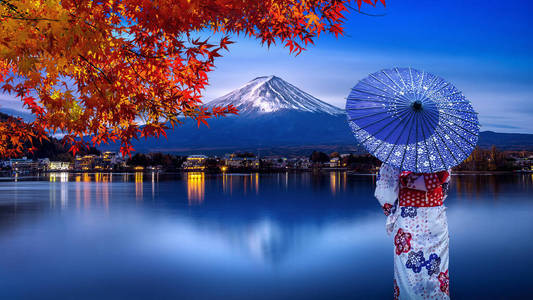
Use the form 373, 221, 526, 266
102, 151, 118, 169
512, 155, 533, 170
71, 152, 125, 171
329, 157, 341, 168
74, 155, 98, 171
183, 155, 208, 170
3, 157, 40, 173
49, 161, 71, 171
224, 153, 260, 169
286, 157, 311, 169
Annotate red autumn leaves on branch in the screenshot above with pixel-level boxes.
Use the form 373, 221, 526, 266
0, 0, 384, 157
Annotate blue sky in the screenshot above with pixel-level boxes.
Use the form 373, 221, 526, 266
203, 0, 533, 133
0, 0, 531, 133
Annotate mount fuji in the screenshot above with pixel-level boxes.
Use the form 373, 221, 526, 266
206, 75, 344, 116
121, 76, 360, 155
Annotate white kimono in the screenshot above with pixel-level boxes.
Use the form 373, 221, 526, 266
375, 164, 450, 300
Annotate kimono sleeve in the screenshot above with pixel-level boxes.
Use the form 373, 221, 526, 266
375, 163, 400, 216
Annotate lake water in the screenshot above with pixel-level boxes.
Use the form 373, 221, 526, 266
0, 172, 532, 299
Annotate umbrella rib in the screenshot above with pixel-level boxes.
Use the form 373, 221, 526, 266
372, 108, 410, 161
371, 108, 412, 155
432, 123, 461, 166
378, 71, 405, 94
385, 115, 412, 168
369, 73, 413, 104
358, 114, 403, 146
433, 91, 462, 101
409, 67, 415, 90
440, 118, 479, 139
421, 75, 440, 98
394, 67, 410, 91
357, 80, 404, 101
440, 107, 478, 115
346, 106, 385, 111
435, 124, 471, 160
346, 97, 390, 103
440, 121, 477, 148
418, 70, 425, 91
425, 82, 450, 99
350, 88, 401, 103
418, 112, 434, 173
400, 110, 416, 171
439, 100, 471, 104
348, 110, 389, 121
420, 111, 447, 170
349, 114, 395, 132
439, 111, 479, 126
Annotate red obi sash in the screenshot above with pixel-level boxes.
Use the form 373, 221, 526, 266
399, 171, 449, 207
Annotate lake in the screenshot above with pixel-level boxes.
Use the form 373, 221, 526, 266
0, 172, 532, 299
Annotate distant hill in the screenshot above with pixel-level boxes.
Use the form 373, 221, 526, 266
477, 131, 533, 151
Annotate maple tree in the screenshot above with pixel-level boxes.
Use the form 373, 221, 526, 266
0, 0, 385, 157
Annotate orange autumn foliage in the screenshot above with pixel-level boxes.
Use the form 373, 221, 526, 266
0, 0, 384, 157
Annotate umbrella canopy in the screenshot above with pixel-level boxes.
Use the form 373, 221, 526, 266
346, 67, 479, 173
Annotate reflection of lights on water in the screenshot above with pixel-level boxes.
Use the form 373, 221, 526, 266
71, 173, 111, 212
222, 173, 235, 195
49, 172, 69, 182
221, 173, 260, 195
135, 172, 143, 202
330, 172, 347, 195
75, 180, 81, 211
343, 172, 347, 191
255, 173, 259, 194
48, 173, 69, 210
151, 172, 158, 200
330, 172, 337, 195
94, 172, 111, 183
187, 172, 205, 205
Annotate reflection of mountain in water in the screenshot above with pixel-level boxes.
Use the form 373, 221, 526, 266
2, 173, 532, 265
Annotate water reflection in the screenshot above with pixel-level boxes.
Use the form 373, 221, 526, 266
329, 171, 348, 196
135, 172, 143, 202
49, 172, 69, 182
220, 173, 261, 197
187, 172, 205, 205
0, 173, 532, 299
49, 172, 69, 210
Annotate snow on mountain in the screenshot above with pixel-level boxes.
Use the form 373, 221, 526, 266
205, 75, 344, 116
98, 75, 356, 154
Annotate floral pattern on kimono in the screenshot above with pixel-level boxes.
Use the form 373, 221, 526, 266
375, 164, 401, 235
376, 163, 451, 300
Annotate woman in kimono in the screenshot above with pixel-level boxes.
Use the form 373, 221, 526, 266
375, 163, 451, 300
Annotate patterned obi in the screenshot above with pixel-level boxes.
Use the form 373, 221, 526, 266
399, 171, 449, 207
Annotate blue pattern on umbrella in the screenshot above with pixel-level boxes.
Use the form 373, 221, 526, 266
346, 67, 479, 172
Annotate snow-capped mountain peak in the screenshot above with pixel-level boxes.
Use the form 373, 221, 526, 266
206, 76, 344, 116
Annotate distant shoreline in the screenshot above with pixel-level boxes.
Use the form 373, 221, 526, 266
1, 169, 530, 180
